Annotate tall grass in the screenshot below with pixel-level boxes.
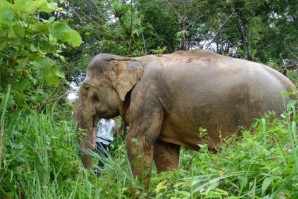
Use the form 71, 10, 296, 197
0, 84, 11, 169
0, 106, 133, 198
1, 98, 297, 198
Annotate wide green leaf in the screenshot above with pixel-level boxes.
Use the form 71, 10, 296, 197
14, 0, 48, 15
49, 21, 82, 47
261, 177, 273, 195
0, 0, 12, 11
39, 2, 59, 13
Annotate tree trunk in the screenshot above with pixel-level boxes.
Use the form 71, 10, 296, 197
179, 16, 187, 50
236, 10, 252, 60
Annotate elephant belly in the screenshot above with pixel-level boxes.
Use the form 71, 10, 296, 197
158, 91, 285, 150
159, 111, 242, 150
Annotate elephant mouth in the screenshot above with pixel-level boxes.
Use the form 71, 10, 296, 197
92, 107, 101, 127
92, 115, 99, 128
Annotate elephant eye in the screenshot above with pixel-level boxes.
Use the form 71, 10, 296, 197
84, 84, 90, 90
92, 94, 99, 102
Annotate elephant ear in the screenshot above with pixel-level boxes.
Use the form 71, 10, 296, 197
106, 59, 144, 101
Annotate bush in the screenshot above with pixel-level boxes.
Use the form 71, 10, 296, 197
0, 0, 82, 109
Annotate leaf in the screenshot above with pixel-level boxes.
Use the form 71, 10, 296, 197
0, 0, 12, 10
12, 22, 25, 37
31, 57, 56, 70
0, 6, 14, 23
173, 181, 188, 188
14, 0, 48, 15
49, 21, 82, 47
32, 57, 64, 86
30, 23, 49, 34
177, 190, 191, 197
39, 2, 58, 13
238, 176, 248, 187
45, 67, 64, 87
154, 180, 168, 193
261, 177, 272, 195
287, 100, 297, 111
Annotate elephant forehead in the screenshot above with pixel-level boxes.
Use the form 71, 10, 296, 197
110, 60, 126, 71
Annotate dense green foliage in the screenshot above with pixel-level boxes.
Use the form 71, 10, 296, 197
0, 0, 82, 109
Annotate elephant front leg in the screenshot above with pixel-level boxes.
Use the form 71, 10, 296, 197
125, 81, 166, 191
125, 106, 164, 191
154, 140, 180, 173
126, 134, 154, 190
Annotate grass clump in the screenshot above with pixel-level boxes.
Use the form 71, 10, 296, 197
0, 108, 133, 198
0, 110, 79, 198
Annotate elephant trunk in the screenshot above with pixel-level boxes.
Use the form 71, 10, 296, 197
76, 103, 94, 169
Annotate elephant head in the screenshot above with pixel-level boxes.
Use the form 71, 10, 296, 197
76, 54, 144, 169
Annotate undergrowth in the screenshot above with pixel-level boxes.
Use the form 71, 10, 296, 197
0, 101, 297, 198
152, 102, 298, 198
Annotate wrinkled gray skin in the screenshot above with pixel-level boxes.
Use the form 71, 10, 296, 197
76, 49, 297, 189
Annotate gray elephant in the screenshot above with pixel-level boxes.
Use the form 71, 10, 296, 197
76, 49, 297, 189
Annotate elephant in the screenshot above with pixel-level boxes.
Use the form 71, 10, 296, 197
76, 49, 297, 190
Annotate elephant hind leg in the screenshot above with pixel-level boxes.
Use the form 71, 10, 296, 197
153, 140, 180, 173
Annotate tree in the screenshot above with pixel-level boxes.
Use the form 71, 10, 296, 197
0, 0, 82, 109
135, 0, 180, 52
166, 0, 298, 66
